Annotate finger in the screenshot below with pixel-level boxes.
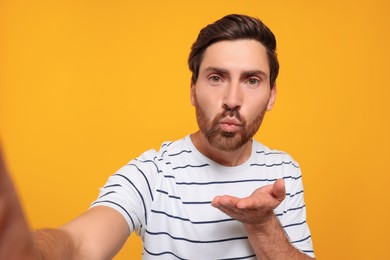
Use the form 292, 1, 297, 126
211, 195, 239, 208
0, 147, 7, 177
0, 147, 12, 193
235, 196, 257, 209
210, 196, 221, 207
272, 178, 286, 202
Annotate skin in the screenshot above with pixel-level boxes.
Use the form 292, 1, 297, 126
0, 150, 35, 260
191, 40, 315, 259
190, 40, 276, 166
0, 166, 129, 260
0, 39, 314, 259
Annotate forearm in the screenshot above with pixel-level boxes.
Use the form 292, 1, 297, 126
0, 152, 35, 260
244, 213, 314, 260
33, 229, 77, 260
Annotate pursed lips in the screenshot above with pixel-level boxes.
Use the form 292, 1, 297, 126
219, 118, 242, 132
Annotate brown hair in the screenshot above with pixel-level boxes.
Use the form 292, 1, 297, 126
188, 14, 279, 88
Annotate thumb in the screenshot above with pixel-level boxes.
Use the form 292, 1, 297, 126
272, 178, 286, 202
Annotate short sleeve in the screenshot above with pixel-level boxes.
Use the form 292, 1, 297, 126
90, 150, 160, 236
279, 163, 315, 258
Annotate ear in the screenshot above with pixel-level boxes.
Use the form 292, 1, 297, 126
190, 82, 196, 106
266, 84, 277, 111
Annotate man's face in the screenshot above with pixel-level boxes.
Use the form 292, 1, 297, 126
191, 39, 276, 152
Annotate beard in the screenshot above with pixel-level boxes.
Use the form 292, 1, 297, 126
194, 98, 267, 152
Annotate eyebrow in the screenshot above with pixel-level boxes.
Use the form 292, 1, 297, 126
242, 70, 268, 79
203, 66, 268, 79
204, 67, 229, 75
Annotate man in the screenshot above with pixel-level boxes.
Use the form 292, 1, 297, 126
0, 14, 315, 259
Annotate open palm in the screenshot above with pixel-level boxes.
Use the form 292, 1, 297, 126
211, 179, 286, 225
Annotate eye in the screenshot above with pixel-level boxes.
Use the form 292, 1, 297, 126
208, 75, 223, 85
210, 75, 221, 82
246, 77, 261, 88
248, 78, 260, 84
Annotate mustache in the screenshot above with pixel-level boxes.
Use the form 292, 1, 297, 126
220, 106, 242, 122
212, 107, 246, 130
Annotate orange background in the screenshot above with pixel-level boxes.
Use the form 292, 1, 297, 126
1, 1, 389, 259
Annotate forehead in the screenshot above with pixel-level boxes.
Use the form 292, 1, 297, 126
199, 40, 270, 75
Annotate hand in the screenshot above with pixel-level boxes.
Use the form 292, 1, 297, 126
211, 179, 286, 226
0, 149, 35, 259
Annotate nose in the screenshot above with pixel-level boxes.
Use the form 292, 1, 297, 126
223, 81, 243, 111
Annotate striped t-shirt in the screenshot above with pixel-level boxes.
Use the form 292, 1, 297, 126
91, 136, 315, 259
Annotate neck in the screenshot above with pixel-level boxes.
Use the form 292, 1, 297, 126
190, 131, 253, 167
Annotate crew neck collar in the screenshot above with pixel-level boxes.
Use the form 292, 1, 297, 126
185, 135, 256, 173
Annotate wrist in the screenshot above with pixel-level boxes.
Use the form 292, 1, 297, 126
243, 213, 300, 260
243, 212, 279, 235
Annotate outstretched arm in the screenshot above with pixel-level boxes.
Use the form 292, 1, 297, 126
0, 149, 36, 259
30, 206, 129, 260
0, 150, 129, 259
211, 179, 315, 260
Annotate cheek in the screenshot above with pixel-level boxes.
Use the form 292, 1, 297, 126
242, 95, 270, 119
195, 88, 222, 115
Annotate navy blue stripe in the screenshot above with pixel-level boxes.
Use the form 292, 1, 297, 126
302, 249, 315, 253
115, 173, 148, 225
163, 175, 175, 179
288, 205, 306, 211
98, 191, 116, 199
144, 247, 187, 260
283, 220, 307, 229
219, 254, 256, 260
182, 201, 211, 204
156, 189, 169, 195
144, 247, 256, 260
250, 161, 299, 168
145, 230, 247, 243
172, 163, 210, 170
91, 200, 136, 231
175, 178, 274, 186
104, 183, 122, 189
276, 205, 306, 216
255, 150, 285, 155
283, 175, 302, 181
175, 176, 302, 186
134, 159, 162, 173
126, 164, 154, 201
169, 150, 192, 157
291, 235, 311, 244
151, 209, 233, 224
161, 141, 174, 148
286, 190, 304, 198
156, 189, 181, 200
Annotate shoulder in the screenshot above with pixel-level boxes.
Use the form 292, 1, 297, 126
125, 136, 190, 170
157, 136, 191, 157
252, 140, 300, 168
